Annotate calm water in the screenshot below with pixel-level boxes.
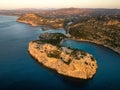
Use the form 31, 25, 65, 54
0, 15, 120, 90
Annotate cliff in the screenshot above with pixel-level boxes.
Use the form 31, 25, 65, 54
28, 41, 97, 79
17, 13, 64, 29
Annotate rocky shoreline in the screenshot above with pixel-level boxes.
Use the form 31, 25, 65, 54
28, 41, 98, 79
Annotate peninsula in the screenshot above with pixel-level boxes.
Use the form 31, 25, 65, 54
28, 33, 98, 79
17, 13, 64, 29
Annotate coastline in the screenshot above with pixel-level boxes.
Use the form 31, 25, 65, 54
17, 19, 63, 30
16, 14, 120, 55
69, 37, 120, 55
16, 20, 38, 26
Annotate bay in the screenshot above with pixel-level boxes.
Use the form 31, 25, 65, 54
0, 15, 120, 90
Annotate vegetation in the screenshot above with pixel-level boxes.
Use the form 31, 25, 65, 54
68, 15, 120, 53
17, 13, 64, 28
39, 33, 66, 45
47, 50, 61, 59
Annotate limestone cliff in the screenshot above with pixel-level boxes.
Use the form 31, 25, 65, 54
28, 41, 97, 79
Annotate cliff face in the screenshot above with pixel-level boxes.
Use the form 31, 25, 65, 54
28, 41, 97, 79
17, 13, 64, 29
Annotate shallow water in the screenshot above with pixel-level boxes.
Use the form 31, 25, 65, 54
0, 15, 120, 90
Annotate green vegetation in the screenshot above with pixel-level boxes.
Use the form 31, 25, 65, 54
34, 32, 94, 66
39, 33, 66, 45
90, 56, 96, 61
47, 50, 61, 59
68, 15, 120, 53
71, 49, 87, 60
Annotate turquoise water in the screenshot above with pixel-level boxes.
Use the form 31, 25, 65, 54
0, 15, 120, 90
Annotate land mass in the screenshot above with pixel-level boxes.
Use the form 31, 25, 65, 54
28, 33, 98, 79
17, 13, 64, 29
17, 11, 120, 54
68, 15, 120, 54
1, 8, 120, 18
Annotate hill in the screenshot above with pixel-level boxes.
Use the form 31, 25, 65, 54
1, 8, 120, 18
17, 13, 64, 28
68, 15, 120, 54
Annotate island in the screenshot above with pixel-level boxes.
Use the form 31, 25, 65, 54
28, 33, 98, 79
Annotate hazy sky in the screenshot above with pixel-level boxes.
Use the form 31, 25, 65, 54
0, 0, 119, 9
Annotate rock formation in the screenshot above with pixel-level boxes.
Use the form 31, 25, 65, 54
28, 40, 97, 79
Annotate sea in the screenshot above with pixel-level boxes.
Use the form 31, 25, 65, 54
0, 15, 120, 90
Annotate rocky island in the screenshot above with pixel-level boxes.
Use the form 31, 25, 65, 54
28, 33, 98, 79
17, 13, 64, 29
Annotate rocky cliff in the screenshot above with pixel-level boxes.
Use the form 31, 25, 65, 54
28, 41, 97, 79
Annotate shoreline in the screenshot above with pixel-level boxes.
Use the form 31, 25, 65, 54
17, 20, 63, 30
69, 37, 120, 55
16, 20, 38, 26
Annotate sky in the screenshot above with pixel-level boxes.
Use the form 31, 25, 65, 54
0, 0, 119, 9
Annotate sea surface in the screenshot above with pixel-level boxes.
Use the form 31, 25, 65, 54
0, 15, 120, 90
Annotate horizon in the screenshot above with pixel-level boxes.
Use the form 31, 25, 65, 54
0, 7, 120, 10
0, 0, 119, 10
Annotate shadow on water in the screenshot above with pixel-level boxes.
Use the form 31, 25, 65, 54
58, 74, 90, 87
29, 52, 90, 89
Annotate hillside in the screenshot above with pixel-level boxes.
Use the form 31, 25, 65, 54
17, 13, 64, 28
68, 15, 120, 54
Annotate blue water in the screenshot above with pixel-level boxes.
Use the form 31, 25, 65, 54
0, 15, 120, 90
